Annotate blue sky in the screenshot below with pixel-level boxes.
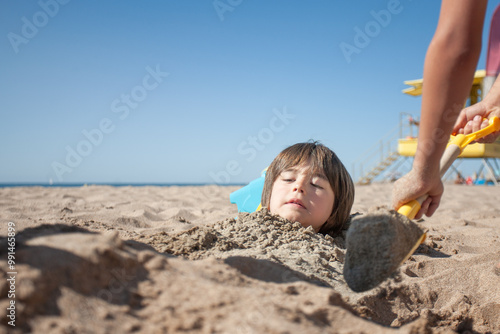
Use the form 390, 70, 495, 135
1, 0, 498, 184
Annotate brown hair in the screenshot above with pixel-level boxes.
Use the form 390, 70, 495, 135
261, 141, 354, 236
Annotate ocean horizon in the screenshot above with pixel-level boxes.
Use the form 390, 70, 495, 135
0, 182, 246, 188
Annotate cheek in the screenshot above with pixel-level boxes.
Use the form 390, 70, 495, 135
319, 190, 335, 215
268, 184, 280, 211
268, 194, 276, 212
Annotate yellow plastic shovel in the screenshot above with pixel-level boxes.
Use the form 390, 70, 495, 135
397, 116, 500, 264
398, 116, 500, 219
344, 116, 500, 293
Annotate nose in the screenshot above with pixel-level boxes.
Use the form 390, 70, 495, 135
293, 179, 306, 193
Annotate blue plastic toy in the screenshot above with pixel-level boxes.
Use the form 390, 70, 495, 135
230, 170, 266, 212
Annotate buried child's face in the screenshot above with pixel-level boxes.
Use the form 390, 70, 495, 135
268, 161, 335, 232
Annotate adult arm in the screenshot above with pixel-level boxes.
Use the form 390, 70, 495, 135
392, 0, 487, 218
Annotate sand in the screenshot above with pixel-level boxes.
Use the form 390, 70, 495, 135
344, 207, 425, 293
0, 183, 499, 333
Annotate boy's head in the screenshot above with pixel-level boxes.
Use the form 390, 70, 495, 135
261, 142, 354, 236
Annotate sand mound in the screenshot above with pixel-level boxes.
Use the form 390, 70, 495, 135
0, 222, 431, 334
140, 209, 348, 289
0, 184, 499, 333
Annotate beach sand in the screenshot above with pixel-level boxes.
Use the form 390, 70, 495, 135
0, 183, 499, 333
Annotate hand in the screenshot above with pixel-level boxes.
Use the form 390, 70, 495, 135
453, 101, 500, 143
392, 168, 444, 219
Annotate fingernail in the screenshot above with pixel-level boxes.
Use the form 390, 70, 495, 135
474, 115, 482, 121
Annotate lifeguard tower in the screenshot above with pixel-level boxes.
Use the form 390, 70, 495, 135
355, 71, 500, 185
355, 5, 500, 185
398, 70, 500, 185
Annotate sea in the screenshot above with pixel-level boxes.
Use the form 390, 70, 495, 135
0, 183, 245, 188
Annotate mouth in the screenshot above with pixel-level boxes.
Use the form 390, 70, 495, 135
286, 198, 306, 209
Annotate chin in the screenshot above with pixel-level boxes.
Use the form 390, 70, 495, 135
281, 212, 304, 224
299, 221, 315, 229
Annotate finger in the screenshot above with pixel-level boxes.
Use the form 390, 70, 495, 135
426, 199, 440, 217
471, 115, 483, 133
453, 110, 470, 134
474, 119, 491, 143
467, 118, 490, 143
454, 103, 485, 133
415, 197, 432, 220
477, 130, 500, 143
464, 120, 473, 135
464, 103, 487, 122
490, 130, 500, 141
481, 118, 489, 130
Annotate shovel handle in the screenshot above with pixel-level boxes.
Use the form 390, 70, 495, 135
397, 143, 462, 219
397, 116, 500, 220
